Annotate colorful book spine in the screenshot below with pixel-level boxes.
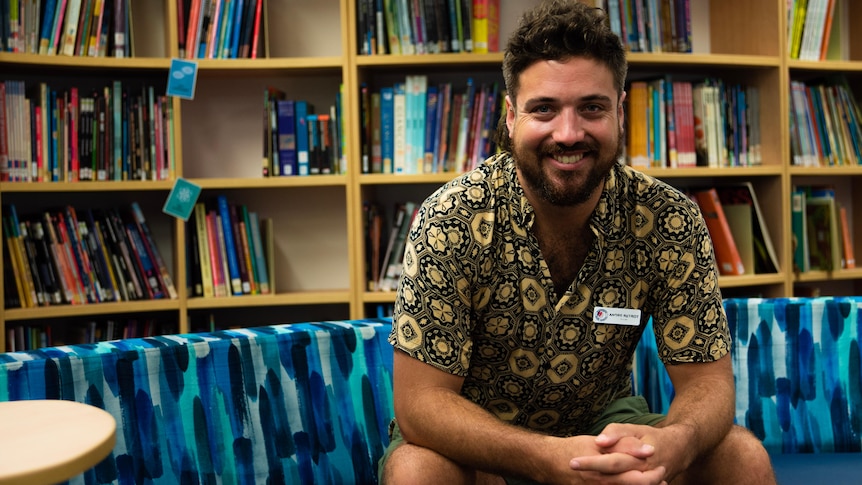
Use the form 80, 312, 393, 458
194, 202, 214, 298
276, 99, 297, 176
295, 100, 310, 176
130, 202, 178, 299
694, 188, 746, 276
248, 211, 270, 294
216, 195, 243, 295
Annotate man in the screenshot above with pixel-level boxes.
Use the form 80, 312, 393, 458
379, 1, 776, 484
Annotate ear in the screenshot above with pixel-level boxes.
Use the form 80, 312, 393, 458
505, 95, 515, 138
617, 91, 627, 132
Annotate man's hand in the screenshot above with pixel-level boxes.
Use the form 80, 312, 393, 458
527, 433, 663, 485
570, 422, 693, 483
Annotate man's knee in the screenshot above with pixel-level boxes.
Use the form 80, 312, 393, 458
673, 425, 775, 485
381, 442, 471, 485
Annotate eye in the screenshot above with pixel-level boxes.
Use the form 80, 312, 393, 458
532, 104, 552, 113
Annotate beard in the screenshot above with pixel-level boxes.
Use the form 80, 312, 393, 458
514, 129, 624, 207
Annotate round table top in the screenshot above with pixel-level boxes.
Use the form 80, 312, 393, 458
0, 400, 116, 485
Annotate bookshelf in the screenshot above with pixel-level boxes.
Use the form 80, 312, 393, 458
1, 0, 862, 351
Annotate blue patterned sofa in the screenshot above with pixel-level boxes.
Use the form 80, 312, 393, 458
0, 319, 394, 485
636, 297, 862, 483
1, 298, 861, 484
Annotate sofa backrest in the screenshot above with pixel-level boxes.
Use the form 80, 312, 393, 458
0, 319, 394, 485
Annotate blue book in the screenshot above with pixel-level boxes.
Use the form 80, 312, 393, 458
306, 113, 320, 174
113, 81, 122, 180
423, 85, 439, 173
125, 221, 165, 299
248, 211, 270, 294
275, 99, 297, 176
38, 0, 58, 54
229, 0, 246, 58
295, 101, 310, 175
216, 195, 243, 295
380, 86, 394, 173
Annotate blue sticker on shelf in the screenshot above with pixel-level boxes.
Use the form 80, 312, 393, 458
166, 58, 198, 100
163, 178, 201, 221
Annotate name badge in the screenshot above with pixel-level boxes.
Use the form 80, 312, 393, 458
593, 307, 641, 326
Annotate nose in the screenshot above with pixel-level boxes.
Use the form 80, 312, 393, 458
553, 108, 585, 146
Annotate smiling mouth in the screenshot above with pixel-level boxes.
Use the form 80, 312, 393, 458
554, 153, 586, 164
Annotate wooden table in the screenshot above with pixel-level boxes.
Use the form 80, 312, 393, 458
0, 400, 116, 485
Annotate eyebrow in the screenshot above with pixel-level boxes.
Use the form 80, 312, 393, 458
521, 94, 614, 107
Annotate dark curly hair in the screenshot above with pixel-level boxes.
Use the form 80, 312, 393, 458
495, 1, 627, 151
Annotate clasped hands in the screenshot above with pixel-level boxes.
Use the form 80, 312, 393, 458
547, 423, 688, 485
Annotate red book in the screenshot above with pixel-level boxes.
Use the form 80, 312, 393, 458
206, 210, 227, 297
694, 188, 746, 276
250, 0, 263, 58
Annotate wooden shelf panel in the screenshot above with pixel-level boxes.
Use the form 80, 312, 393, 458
4, 300, 181, 322
186, 290, 351, 309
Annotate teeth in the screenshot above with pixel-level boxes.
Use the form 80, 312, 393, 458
556, 153, 584, 164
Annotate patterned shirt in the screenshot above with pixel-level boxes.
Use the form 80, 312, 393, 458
390, 153, 730, 436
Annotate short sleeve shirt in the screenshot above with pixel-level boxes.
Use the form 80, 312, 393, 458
389, 153, 730, 437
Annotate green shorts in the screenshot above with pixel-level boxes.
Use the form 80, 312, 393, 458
377, 395, 666, 485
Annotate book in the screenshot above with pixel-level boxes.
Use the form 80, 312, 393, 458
3, 209, 33, 307
295, 100, 310, 176
380, 86, 395, 173
206, 209, 228, 297
377, 201, 417, 291
29, 219, 63, 305
247, 211, 270, 294
194, 202, 214, 298
186, 214, 203, 297
130, 202, 178, 299
60, 0, 83, 55
216, 195, 243, 295
84, 209, 119, 301
627, 81, 650, 169
805, 190, 841, 271
94, 213, 134, 301
237, 213, 256, 294
838, 203, 855, 269
228, 202, 251, 294
693, 188, 746, 276
124, 218, 165, 300
716, 183, 780, 275
275, 98, 297, 176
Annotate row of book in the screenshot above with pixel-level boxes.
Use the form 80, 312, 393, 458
788, 0, 842, 61
178, 0, 264, 59
0, 0, 132, 57
792, 185, 856, 273
0, 80, 176, 183
5, 317, 177, 352
186, 197, 273, 299
789, 78, 862, 168
604, 0, 692, 54
358, 0, 499, 56
364, 200, 417, 292
360, 76, 502, 175
626, 77, 761, 170
689, 183, 779, 277
262, 87, 345, 177
2, 202, 178, 310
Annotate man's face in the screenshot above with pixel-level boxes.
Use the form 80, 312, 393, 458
506, 57, 626, 207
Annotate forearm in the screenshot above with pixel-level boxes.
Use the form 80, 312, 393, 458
660, 356, 736, 469
396, 385, 557, 481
